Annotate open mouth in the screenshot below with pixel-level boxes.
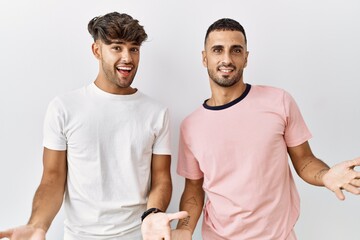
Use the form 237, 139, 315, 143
218, 66, 234, 73
116, 66, 133, 75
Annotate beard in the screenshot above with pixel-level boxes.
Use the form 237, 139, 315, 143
102, 61, 136, 88
207, 64, 243, 88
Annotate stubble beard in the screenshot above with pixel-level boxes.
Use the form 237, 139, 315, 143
207, 67, 243, 88
102, 61, 136, 88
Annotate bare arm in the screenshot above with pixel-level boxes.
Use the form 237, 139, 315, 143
141, 154, 174, 240
288, 141, 360, 200
28, 147, 67, 231
0, 147, 67, 239
176, 178, 205, 234
288, 141, 330, 186
146, 154, 172, 211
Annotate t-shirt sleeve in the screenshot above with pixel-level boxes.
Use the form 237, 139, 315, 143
283, 91, 312, 147
43, 97, 67, 151
152, 108, 171, 155
177, 122, 204, 179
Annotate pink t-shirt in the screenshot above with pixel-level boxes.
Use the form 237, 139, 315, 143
177, 84, 312, 239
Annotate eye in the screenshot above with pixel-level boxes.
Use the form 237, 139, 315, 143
213, 48, 222, 53
233, 48, 242, 54
131, 47, 140, 53
112, 46, 121, 51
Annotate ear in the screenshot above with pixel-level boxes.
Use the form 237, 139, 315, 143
202, 50, 207, 67
244, 51, 249, 68
92, 42, 101, 60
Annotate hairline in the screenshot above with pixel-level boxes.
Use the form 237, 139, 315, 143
204, 29, 247, 47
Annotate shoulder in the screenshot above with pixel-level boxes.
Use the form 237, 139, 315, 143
249, 84, 295, 102
250, 84, 289, 96
47, 86, 87, 112
134, 92, 171, 122
137, 91, 166, 107
52, 85, 87, 103
137, 91, 168, 113
180, 106, 205, 130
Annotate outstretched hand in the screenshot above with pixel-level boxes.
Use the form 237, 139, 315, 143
141, 211, 188, 240
322, 157, 360, 200
0, 225, 46, 240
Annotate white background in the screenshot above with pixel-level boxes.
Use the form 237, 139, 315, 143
1, 0, 359, 239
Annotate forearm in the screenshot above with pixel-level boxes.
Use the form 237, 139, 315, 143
297, 156, 330, 186
177, 180, 204, 233
288, 142, 330, 186
147, 179, 172, 211
28, 179, 66, 231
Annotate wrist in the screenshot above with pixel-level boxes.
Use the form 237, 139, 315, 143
141, 208, 163, 222
177, 216, 193, 233
317, 168, 330, 184
177, 226, 193, 232
27, 220, 49, 232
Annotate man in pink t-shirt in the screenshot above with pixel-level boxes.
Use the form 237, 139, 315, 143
172, 18, 360, 240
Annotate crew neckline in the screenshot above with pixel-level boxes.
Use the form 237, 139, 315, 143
203, 84, 251, 110
88, 82, 141, 100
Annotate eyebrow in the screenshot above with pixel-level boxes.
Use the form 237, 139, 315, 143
211, 45, 223, 50
210, 44, 244, 50
231, 45, 244, 49
109, 40, 140, 46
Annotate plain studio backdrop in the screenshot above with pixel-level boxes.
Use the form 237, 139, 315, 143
1, 0, 359, 239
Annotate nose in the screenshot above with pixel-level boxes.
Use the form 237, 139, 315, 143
221, 51, 232, 65
121, 49, 132, 63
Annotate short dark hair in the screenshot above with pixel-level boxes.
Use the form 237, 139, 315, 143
88, 12, 148, 45
204, 18, 247, 45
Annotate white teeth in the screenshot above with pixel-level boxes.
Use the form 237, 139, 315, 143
117, 66, 132, 71
219, 66, 233, 73
220, 69, 233, 73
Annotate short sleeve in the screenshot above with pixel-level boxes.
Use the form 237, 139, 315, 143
283, 92, 312, 147
42, 97, 67, 151
177, 122, 204, 179
152, 108, 171, 155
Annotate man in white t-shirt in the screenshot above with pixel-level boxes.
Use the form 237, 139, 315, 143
0, 12, 186, 240
171, 18, 360, 240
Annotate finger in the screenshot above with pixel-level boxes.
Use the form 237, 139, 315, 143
167, 211, 189, 221
354, 171, 360, 179
163, 230, 171, 240
343, 183, 360, 195
334, 188, 345, 201
0, 229, 14, 238
350, 179, 360, 187
349, 158, 360, 168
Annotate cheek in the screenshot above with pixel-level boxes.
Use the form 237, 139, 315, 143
235, 58, 247, 67
133, 56, 140, 65
208, 60, 220, 69
204, 56, 217, 66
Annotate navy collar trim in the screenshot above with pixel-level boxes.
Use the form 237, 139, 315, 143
203, 84, 251, 110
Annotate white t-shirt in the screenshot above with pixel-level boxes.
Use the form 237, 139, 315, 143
43, 83, 171, 239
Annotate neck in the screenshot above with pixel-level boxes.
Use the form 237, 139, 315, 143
94, 76, 136, 95
207, 81, 246, 107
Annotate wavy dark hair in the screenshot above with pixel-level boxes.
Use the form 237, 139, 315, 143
88, 12, 148, 45
204, 18, 247, 45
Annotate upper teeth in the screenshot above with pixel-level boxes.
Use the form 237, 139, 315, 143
220, 69, 232, 73
117, 66, 132, 71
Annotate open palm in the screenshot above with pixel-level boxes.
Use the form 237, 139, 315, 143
322, 158, 360, 200
0, 225, 45, 240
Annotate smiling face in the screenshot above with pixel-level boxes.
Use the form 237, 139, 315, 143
92, 39, 140, 94
202, 30, 248, 88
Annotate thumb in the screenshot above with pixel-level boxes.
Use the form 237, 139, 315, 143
167, 211, 189, 221
0, 228, 14, 238
334, 188, 345, 201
